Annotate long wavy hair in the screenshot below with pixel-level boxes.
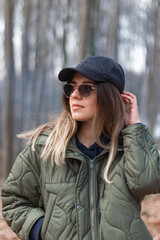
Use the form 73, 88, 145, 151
18, 82, 125, 183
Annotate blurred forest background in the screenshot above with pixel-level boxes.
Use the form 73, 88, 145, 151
0, 0, 160, 179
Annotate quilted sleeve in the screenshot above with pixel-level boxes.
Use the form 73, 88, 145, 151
122, 124, 160, 201
1, 145, 45, 240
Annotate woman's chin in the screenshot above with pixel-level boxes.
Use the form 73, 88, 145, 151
71, 114, 93, 123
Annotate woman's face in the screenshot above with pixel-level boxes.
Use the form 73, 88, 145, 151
69, 72, 97, 123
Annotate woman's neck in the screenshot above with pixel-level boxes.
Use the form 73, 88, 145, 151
77, 121, 96, 148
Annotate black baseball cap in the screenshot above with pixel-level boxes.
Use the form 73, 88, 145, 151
58, 55, 125, 93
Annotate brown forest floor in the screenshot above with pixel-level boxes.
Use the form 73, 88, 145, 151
0, 180, 160, 240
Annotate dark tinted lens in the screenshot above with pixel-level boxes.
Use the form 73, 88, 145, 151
78, 85, 92, 97
63, 84, 74, 97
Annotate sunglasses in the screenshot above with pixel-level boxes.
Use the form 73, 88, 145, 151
63, 83, 96, 98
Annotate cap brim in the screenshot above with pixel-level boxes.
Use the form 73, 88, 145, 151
58, 67, 107, 83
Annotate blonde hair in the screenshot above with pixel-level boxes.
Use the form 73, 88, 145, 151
19, 82, 125, 183
18, 110, 78, 165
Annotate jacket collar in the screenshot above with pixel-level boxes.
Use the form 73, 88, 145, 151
66, 135, 110, 163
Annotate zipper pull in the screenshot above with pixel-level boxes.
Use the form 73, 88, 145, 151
90, 159, 94, 169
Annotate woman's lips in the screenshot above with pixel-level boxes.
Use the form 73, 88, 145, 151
72, 104, 84, 110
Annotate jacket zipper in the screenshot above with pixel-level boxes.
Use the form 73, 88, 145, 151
75, 162, 84, 240
89, 159, 97, 240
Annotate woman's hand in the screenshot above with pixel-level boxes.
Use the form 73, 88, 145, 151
121, 92, 140, 126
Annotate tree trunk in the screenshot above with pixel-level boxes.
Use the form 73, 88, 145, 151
149, 0, 160, 134
30, 0, 41, 126
3, 0, 15, 178
107, 0, 119, 60
62, 0, 72, 67
79, 0, 90, 61
140, 40, 151, 124
19, 0, 30, 131
79, 0, 99, 61
33, 0, 50, 126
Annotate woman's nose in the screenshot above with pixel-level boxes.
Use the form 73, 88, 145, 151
70, 88, 82, 99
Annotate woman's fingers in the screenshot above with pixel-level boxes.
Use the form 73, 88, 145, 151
121, 91, 140, 125
121, 92, 137, 106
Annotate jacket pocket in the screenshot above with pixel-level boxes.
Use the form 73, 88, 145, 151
41, 191, 57, 239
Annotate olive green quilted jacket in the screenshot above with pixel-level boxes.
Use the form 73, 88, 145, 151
1, 124, 160, 240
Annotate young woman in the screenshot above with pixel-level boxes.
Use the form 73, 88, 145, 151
2, 56, 160, 240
